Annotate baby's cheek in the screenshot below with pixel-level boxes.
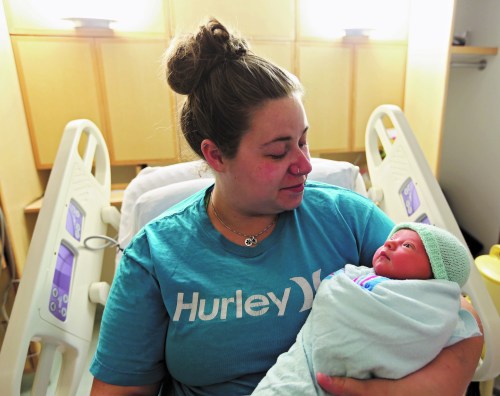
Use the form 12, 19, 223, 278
372, 248, 383, 266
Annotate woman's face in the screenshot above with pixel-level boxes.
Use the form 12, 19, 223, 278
372, 229, 433, 280
219, 94, 312, 215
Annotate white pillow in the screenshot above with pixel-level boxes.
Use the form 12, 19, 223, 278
309, 157, 362, 192
133, 178, 214, 235
117, 160, 213, 252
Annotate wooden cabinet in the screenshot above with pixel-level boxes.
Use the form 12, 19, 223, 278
170, 0, 295, 40
298, 41, 406, 154
10, 0, 409, 167
250, 42, 294, 73
298, 43, 352, 152
3, 0, 167, 34
12, 35, 177, 169
12, 36, 104, 168
96, 38, 176, 164
353, 44, 407, 151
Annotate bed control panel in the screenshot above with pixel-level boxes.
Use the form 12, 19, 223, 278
48, 200, 83, 321
401, 178, 420, 216
66, 200, 83, 241
49, 243, 75, 321
400, 178, 430, 224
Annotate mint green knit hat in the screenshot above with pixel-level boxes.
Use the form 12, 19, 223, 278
388, 222, 471, 287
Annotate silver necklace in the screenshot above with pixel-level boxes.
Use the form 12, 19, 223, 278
210, 199, 277, 247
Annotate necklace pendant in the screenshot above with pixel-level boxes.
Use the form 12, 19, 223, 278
245, 236, 257, 247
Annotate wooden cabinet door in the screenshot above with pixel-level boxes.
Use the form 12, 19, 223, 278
170, 0, 295, 40
96, 38, 177, 164
298, 44, 352, 153
352, 44, 407, 151
12, 36, 104, 169
250, 42, 294, 74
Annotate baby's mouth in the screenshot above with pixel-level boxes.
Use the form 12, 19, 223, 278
379, 251, 390, 260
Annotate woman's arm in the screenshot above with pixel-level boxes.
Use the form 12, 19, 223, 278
317, 296, 484, 396
90, 378, 161, 396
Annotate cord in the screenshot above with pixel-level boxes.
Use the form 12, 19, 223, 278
83, 235, 123, 252
0, 214, 122, 328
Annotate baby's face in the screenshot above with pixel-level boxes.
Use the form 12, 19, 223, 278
372, 229, 433, 280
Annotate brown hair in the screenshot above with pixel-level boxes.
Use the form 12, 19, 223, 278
164, 18, 303, 159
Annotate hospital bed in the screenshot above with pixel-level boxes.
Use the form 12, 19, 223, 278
0, 105, 498, 394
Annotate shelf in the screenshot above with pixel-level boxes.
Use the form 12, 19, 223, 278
24, 190, 124, 214
450, 46, 497, 69
451, 46, 498, 56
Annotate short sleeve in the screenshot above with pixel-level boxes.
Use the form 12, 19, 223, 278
90, 237, 169, 386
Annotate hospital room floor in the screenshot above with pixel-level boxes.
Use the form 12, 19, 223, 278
495, 377, 500, 395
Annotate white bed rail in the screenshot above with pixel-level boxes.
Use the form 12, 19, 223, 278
365, 104, 500, 382
0, 120, 117, 395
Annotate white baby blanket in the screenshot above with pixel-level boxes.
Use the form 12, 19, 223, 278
252, 265, 481, 395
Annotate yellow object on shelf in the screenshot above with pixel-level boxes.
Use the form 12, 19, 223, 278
475, 245, 500, 315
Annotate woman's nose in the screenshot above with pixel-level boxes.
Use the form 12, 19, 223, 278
289, 152, 312, 176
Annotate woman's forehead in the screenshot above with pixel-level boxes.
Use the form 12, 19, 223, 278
247, 97, 307, 137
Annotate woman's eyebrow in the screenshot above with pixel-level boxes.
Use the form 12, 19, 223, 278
260, 136, 290, 148
260, 127, 309, 148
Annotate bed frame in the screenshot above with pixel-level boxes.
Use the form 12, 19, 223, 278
0, 105, 498, 395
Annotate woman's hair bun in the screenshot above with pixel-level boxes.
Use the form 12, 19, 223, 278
165, 18, 249, 95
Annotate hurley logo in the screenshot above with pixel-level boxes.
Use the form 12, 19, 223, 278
172, 269, 322, 322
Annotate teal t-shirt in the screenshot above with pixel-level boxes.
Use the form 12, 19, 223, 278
90, 181, 394, 395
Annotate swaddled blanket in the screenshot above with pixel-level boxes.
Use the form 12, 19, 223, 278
252, 265, 481, 395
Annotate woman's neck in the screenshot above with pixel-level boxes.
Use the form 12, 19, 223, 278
207, 188, 278, 247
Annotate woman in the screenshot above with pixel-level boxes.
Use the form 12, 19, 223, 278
90, 18, 483, 395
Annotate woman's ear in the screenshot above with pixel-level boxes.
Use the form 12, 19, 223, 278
201, 139, 224, 172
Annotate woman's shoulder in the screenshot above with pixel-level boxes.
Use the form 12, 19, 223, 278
302, 180, 393, 235
148, 188, 207, 226
128, 188, 207, 249
305, 179, 364, 194
304, 180, 372, 207
123, 189, 208, 270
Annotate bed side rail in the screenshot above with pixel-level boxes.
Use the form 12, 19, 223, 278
0, 120, 117, 395
365, 104, 500, 382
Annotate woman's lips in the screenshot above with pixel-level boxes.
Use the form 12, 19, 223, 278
283, 183, 305, 193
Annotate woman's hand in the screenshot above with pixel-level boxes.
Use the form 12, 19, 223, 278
317, 296, 484, 396
316, 373, 395, 395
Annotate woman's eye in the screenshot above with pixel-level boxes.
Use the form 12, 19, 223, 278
269, 153, 286, 160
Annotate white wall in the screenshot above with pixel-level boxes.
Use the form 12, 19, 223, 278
0, 0, 45, 274
439, 0, 500, 254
